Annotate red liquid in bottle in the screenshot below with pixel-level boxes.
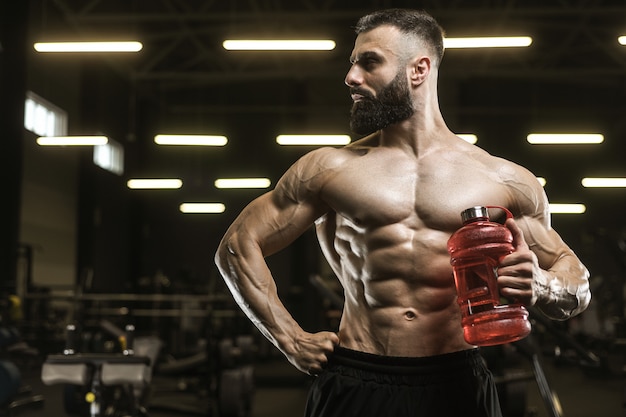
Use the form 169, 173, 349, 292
448, 206, 531, 346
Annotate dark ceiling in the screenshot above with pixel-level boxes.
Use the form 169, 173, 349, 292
26, 0, 626, 245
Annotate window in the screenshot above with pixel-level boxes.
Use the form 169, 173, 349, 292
93, 138, 124, 175
24, 91, 67, 137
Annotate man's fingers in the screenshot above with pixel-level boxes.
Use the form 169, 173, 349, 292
505, 218, 529, 251
498, 271, 534, 305
323, 331, 340, 348
294, 331, 339, 376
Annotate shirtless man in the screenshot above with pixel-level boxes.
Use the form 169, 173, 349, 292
215, 9, 590, 417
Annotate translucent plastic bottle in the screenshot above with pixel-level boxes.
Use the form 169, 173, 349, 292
447, 206, 531, 346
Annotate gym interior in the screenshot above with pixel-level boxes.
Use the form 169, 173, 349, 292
1, 2, 625, 417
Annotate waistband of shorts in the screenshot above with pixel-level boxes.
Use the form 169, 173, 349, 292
328, 346, 483, 375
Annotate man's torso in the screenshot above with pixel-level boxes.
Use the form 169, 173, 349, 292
312, 135, 526, 356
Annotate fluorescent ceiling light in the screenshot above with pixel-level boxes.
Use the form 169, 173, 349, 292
444, 37, 532, 49
276, 134, 351, 145
582, 177, 626, 188
549, 203, 586, 214
127, 179, 182, 189
619, 36, 626, 45
34, 41, 143, 52
179, 203, 226, 213
527, 133, 604, 144
536, 177, 546, 187
457, 134, 477, 144
223, 40, 336, 51
215, 178, 272, 189
154, 134, 228, 146
37, 136, 108, 146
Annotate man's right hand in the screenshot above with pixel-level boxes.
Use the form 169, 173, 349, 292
286, 331, 340, 376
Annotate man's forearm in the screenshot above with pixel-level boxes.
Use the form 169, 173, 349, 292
532, 265, 591, 320
215, 242, 302, 355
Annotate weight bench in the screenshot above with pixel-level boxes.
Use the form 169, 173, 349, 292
42, 353, 151, 386
41, 323, 156, 417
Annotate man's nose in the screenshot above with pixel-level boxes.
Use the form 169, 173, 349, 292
344, 65, 362, 87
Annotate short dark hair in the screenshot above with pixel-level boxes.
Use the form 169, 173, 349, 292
355, 9, 445, 65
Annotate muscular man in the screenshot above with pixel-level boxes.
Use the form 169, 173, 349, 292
215, 9, 590, 417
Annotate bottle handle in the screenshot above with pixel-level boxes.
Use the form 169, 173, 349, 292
486, 205, 513, 221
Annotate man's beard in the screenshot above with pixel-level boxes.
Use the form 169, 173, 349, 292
349, 71, 415, 136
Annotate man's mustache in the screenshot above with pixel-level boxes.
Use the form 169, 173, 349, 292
350, 88, 374, 100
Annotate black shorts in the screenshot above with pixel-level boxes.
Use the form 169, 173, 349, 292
304, 346, 502, 417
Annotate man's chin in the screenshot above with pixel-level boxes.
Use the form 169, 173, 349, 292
349, 106, 379, 135
349, 121, 378, 136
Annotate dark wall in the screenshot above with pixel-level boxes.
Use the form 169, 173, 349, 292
0, 1, 29, 292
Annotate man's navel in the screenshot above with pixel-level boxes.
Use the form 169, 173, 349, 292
404, 310, 417, 321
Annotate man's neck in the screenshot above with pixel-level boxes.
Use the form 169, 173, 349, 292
378, 103, 449, 155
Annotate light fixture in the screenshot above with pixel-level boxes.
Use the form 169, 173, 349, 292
276, 135, 351, 145
619, 36, 626, 45
457, 134, 477, 144
527, 133, 604, 144
549, 203, 586, 214
444, 37, 532, 49
37, 136, 108, 146
126, 179, 182, 189
581, 177, 626, 188
34, 41, 143, 52
179, 203, 226, 214
215, 178, 272, 189
223, 40, 336, 51
536, 177, 547, 187
154, 135, 228, 146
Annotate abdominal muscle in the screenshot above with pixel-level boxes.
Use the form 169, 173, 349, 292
318, 218, 474, 357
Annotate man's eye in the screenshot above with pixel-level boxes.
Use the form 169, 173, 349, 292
362, 59, 377, 68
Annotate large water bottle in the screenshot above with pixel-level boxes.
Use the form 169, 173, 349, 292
447, 206, 531, 346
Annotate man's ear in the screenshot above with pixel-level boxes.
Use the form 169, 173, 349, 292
409, 56, 431, 86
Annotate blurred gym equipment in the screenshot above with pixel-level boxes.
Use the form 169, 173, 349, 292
42, 321, 160, 417
0, 294, 45, 415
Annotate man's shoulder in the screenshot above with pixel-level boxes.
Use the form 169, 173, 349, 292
462, 143, 530, 175
296, 140, 370, 170
451, 143, 542, 192
481, 152, 547, 214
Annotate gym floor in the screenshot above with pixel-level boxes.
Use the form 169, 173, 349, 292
11, 353, 624, 417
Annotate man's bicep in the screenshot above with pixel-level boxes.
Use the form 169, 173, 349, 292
225, 148, 335, 257
518, 214, 571, 268
528, 223, 588, 288
234, 189, 326, 257
509, 170, 563, 266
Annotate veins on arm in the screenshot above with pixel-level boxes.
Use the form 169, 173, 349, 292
214, 149, 337, 351
505, 167, 590, 320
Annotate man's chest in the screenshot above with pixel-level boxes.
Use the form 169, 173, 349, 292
319, 154, 510, 230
